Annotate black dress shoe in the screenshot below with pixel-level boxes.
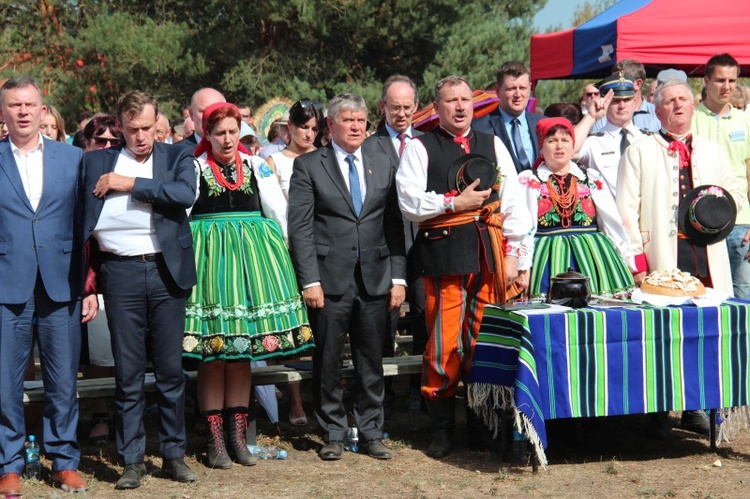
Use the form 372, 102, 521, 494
162, 458, 197, 483
115, 463, 147, 490
361, 439, 392, 460
318, 440, 344, 461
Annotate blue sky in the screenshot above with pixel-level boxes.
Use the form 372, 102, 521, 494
533, 0, 585, 31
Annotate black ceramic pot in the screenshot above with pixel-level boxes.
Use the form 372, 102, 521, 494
548, 267, 591, 308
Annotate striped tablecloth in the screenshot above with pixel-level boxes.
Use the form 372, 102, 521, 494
467, 301, 750, 468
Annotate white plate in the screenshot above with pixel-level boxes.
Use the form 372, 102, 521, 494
631, 287, 728, 308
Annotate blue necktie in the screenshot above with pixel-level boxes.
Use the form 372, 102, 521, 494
511, 118, 531, 171
346, 154, 362, 216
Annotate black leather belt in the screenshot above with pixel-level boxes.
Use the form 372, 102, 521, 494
100, 252, 162, 262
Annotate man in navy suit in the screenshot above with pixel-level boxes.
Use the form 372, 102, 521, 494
474, 60, 544, 173
0, 76, 97, 495
81, 91, 197, 489
288, 93, 406, 461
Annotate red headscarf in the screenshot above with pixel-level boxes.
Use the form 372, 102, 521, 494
532, 117, 576, 169
194, 102, 250, 161
194, 102, 251, 192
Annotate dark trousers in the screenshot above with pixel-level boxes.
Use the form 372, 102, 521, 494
0, 276, 81, 474
310, 265, 388, 443
100, 258, 188, 464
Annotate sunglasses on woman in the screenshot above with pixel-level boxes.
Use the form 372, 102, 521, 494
92, 136, 123, 146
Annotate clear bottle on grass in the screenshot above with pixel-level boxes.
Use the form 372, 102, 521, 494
25, 435, 41, 480
247, 444, 287, 460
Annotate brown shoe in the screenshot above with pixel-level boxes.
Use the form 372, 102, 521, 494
0, 473, 21, 495
52, 469, 88, 493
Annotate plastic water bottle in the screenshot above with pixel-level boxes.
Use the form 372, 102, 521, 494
512, 427, 529, 466
247, 444, 287, 460
343, 427, 359, 453
25, 435, 41, 480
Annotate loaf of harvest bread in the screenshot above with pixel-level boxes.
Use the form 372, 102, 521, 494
639, 269, 706, 297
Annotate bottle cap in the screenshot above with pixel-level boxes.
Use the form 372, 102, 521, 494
29, 435, 35, 442
278, 450, 287, 459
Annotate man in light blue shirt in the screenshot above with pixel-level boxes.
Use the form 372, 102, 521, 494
474, 60, 544, 173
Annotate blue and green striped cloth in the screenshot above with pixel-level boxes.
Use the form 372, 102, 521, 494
468, 301, 750, 454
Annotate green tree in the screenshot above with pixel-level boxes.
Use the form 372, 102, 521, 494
0, 1, 206, 125
420, 0, 544, 100
1, 0, 546, 123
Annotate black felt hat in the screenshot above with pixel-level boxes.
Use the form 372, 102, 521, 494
447, 153, 498, 192
678, 185, 736, 246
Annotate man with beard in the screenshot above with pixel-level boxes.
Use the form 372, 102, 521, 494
573, 72, 650, 199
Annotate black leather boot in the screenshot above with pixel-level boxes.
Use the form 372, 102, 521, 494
204, 411, 232, 469
226, 407, 258, 466
426, 397, 455, 458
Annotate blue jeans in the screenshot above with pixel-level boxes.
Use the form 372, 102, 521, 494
726, 225, 750, 299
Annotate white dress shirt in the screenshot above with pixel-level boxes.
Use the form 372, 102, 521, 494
93, 148, 161, 256
577, 121, 647, 199
384, 123, 414, 157
10, 133, 45, 211
396, 129, 534, 270
331, 141, 367, 198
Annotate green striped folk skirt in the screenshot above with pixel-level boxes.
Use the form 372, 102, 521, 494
183, 212, 313, 362
529, 226, 634, 302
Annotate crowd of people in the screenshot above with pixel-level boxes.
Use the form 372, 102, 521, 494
0, 50, 749, 495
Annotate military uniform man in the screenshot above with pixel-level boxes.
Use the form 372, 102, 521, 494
574, 72, 650, 199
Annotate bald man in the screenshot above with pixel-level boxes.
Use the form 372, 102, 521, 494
179, 88, 226, 150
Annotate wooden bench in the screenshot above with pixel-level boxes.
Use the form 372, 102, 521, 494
23, 355, 424, 403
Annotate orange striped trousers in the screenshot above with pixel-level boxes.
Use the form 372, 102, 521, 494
420, 265, 497, 400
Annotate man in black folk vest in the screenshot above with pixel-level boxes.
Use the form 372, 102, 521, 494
396, 76, 533, 458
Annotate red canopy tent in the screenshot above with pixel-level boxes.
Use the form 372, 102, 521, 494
530, 0, 750, 81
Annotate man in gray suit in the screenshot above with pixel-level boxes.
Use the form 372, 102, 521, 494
288, 93, 406, 461
474, 60, 544, 173
369, 75, 426, 424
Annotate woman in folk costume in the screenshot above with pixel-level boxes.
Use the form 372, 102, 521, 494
517, 117, 635, 300
183, 102, 314, 468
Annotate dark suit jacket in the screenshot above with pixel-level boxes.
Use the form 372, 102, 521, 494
473, 108, 544, 173
81, 142, 197, 291
174, 133, 198, 156
287, 140, 406, 297
368, 127, 423, 255
0, 137, 83, 303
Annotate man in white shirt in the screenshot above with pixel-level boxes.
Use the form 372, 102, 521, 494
0, 76, 97, 496
396, 76, 533, 459
592, 59, 661, 133
574, 72, 649, 199
81, 91, 197, 489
